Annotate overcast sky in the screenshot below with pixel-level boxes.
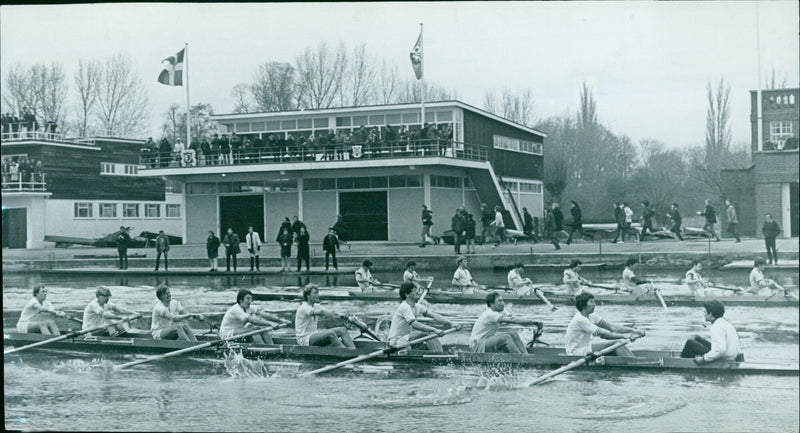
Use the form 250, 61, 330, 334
1, 2, 798, 148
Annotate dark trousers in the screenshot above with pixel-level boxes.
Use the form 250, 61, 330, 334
670, 223, 684, 241
765, 236, 778, 263
640, 220, 655, 240
612, 223, 625, 242
453, 232, 463, 254
118, 248, 128, 269
549, 231, 561, 249
566, 224, 593, 244
227, 253, 237, 271
681, 336, 711, 358
155, 251, 168, 271
727, 223, 741, 242
325, 250, 337, 270
703, 222, 720, 240
250, 255, 260, 271
297, 252, 310, 271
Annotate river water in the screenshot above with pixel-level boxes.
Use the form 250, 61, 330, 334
4, 269, 799, 432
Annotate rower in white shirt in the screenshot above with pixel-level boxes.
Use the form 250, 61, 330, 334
387, 283, 454, 351
16, 285, 68, 335
82, 286, 138, 337
684, 260, 709, 295
403, 261, 433, 290
681, 300, 742, 364
452, 256, 483, 292
507, 262, 535, 295
355, 259, 381, 292
219, 289, 291, 344
565, 293, 645, 357
622, 258, 651, 296
295, 285, 355, 348
749, 257, 785, 296
151, 285, 202, 341
469, 292, 542, 354
563, 260, 592, 294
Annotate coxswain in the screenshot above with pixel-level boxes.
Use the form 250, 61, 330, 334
82, 286, 137, 337
469, 292, 542, 354
355, 259, 381, 292
403, 261, 433, 290
452, 256, 482, 292
563, 260, 592, 294
219, 289, 291, 344
387, 282, 454, 351
295, 284, 355, 348
565, 292, 645, 357
16, 284, 68, 335
681, 300, 741, 364
151, 285, 202, 341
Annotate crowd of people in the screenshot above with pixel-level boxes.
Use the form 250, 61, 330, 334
1, 108, 59, 136
1, 157, 45, 187
142, 123, 455, 168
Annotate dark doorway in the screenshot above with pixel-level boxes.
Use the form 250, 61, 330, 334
339, 191, 388, 240
791, 182, 799, 237
219, 195, 264, 242
2, 208, 27, 248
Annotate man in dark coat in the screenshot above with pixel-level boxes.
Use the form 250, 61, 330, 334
762, 213, 782, 265
154, 230, 170, 271
116, 226, 131, 270
612, 202, 625, 243
697, 199, 721, 241
451, 207, 466, 255
640, 201, 656, 241
291, 216, 307, 239
222, 228, 241, 272
322, 227, 339, 271
565, 201, 592, 244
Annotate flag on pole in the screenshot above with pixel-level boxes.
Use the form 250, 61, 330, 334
158, 48, 185, 86
409, 29, 423, 80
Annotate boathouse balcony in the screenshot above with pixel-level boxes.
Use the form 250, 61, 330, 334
1, 173, 47, 192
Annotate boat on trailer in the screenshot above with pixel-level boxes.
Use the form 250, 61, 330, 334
4, 330, 797, 376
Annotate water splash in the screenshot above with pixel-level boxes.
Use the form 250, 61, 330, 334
52, 357, 115, 373
222, 349, 270, 378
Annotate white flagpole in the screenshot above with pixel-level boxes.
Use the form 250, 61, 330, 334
419, 23, 425, 129
754, 3, 763, 152
185, 43, 191, 151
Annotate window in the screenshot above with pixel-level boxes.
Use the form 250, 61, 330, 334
123, 203, 139, 218
281, 120, 296, 130
74, 202, 93, 218
99, 203, 117, 218
101, 162, 139, 176
493, 135, 543, 155
314, 118, 329, 128
769, 121, 794, 149
187, 183, 217, 195
402, 113, 420, 123
298, 119, 312, 129
235, 122, 250, 133
101, 163, 115, 174
352, 116, 368, 127
166, 204, 181, 218
145, 204, 160, 218
431, 175, 462, 189
369, 115, 385, 126
266, 121, 281, 131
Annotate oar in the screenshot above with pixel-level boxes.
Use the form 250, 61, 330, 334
524, 335, 640, 387
378, 283, 401, 290
4, 314, 142, 356
650, 284, 668, 312
301, 327, 460, 376
585, 283, 621, 292
346, 315, 383, 342
114, 323, 286, 371
533, 287, 557, 311
707, 284, 743, 293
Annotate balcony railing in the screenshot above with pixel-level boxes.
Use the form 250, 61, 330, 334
1, 131, 93, 146
140, 139, 489, 169
1, 173, 47, 192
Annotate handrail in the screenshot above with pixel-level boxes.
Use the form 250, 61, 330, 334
139, 139, 490, 169
1, 131, 89, 146
1, 173, 47, 192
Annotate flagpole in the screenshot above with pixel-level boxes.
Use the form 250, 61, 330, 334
754, 3, 763, 152
419, 23, 425, 129
185, 43, 191, 151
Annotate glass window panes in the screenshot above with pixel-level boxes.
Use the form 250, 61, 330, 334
369, 115, 385, 126
251, 121, 265, 131
402, 113, 419, 123
298, 119, 312, 129
406, 175, 422, 187
145, 204, 160, 218
386, 114, 402, 124
436, 111, 453, 122
123, 203, 139, 218
336, 117, 351, 127
337, 177, 354, 189
304, 178, 320, 190
74, 202, 93, 218
281, 120, 297, 130
266, 121, 281, 131
166, 204, 181, 218
319, 178, 335, 190
371, 176, 387, 188
264, 178, 297, 191
236, 122, 250, 133
354, 177, 371, 189
493, 135, 543, 155
187, 183, 217, 195
99, 203, 117, 218
389, 175, 405, 187
352, 116, 368, 127
314, 118, 329, 128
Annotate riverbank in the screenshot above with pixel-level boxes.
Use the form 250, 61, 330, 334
3, 237, 797, 273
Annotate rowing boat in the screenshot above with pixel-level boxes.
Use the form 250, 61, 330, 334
248, 287, 800, 307
4, 331, 797, 376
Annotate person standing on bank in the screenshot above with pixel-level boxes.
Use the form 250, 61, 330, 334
420, 204, 434, 247
322, 227, 339, 271
464, 211, 477, 254
451, 207, 466, 255
245, 226, 262, 272
612, 202, 625, 243
154, 230, 170, 271
697, 199, 721, 242
222, 228, 241, 272
725, 199, 741, 243
296, 226, 311, 272
277, 227, 293, 272
116, 226, 131, 270
206, 231, 220, 272
762, 213, 781, 265
491, 205, 506, 247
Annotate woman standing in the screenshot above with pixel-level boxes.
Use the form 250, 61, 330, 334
206, 231, 220, 272
464, 211, 477, 254
296, 226, 311, 271
277, 227, 293, 272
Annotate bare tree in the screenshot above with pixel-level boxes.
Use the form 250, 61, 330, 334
2, 62, 68, 129
36, 63, 68, 130
230, 83, 252, 113
342, 43, 376, 107
483, 88, 537, 126
705, 77, 731, 165
578, 82, 597, 130
161, 103, 182, 144
2, 63, 39, 116
397, 78, 458, 104
74, 59, 102, 136
250, 62, 295, 111
376, 60, 402, 105
95, 53, 149, 137
766, 67, 788, 89
295, 42, 347, 109
483, 90, 498, 115
162, 102, 220, 144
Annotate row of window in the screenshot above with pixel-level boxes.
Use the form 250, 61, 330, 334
501, 180, 543, 194
185, 175, 482, 194
230, 111, 457, 134
304, 175, 423, 191
769, 120, 794, 145
493, 135, 543, 155
430, 175, 474, 189
74, 202, 180, 219
100, 162, 140, 175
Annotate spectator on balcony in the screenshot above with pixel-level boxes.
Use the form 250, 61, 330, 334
158, 138, 171, 167
337, 131, 347, 160
198, 138, 210, 166
8, 112, 21, 137
230, 133, 241, 164
33, 160, 44, 183
384, 124, 397, 150
22, 107, 38, 133
399, 125, 411, 154
220, 134, 232, 165
172, 138, 186, 167
241, 136, 253, 163
9, 159, 20, 182
1, 112, 9, 134
208, 134, 221, 166
44, 119, 58, 134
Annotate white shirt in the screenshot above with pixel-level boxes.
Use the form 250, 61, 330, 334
469, 308, 512, 352
493, 211, 505, 228
685, 269, 703, 290
452, 268, 474, 286
295, 302, 324, 345
355, 267, 373, 290
245, 232, 262, 254
704, 317, 741, 362
565, 312, 603, 356
623, 206, 633, 223
403, 270, 419, 284
563, 269, 580, 287
173, 140, 185, 153
17, 298, 55, 332
507, 269, 527, 289
82, 299, 115, 331
219, 303, 259, 338
151, 300, 186, 338
749, 268, 765, 289
388, 302, 428, 345
622, 267, 637, 289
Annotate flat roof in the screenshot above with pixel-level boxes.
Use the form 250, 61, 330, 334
212, 100, 546, 138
